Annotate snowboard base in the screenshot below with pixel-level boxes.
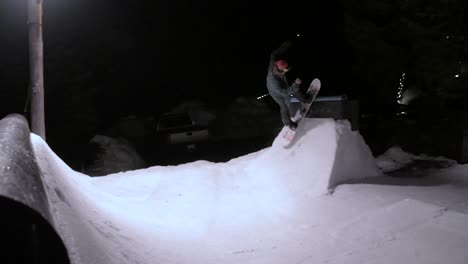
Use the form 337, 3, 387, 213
279, 78, 321, 147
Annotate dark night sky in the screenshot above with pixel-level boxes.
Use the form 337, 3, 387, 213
0, 0, 347, 117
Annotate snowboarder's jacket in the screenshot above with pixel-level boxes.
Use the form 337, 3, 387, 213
266, 41, 301, 99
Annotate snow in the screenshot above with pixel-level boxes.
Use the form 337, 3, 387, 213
376, 146, 456, 173
27, 118, 468, 263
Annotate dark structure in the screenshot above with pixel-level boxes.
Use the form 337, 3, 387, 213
291, 96, 360, 131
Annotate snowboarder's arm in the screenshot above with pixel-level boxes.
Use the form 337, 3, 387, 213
290, 82, 301, 95
269, 40, 292, 68
276, 82, 301, 97
294, 78, 302, 85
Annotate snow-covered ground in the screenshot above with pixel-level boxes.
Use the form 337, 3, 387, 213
29, 118, 468, 264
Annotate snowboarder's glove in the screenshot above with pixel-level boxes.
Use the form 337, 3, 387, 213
294, 78, 302, 85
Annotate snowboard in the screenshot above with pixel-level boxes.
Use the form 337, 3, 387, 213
280, 78, 321, 147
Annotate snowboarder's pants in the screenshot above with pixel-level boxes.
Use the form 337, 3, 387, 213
270, 91, 306, 126
271, 94, 294, 126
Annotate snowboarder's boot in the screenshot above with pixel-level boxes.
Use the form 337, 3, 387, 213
288, 121, 298, 131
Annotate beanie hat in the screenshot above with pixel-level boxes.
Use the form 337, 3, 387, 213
275, 60, 289, 70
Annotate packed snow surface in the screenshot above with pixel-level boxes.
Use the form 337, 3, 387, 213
29, 118, 468, 264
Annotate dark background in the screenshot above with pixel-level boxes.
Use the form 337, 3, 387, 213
0, 0, 347, 116
0, 0, 467, 166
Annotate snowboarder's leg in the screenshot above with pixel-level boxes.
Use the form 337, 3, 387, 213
287, 95, 302, 122
284, 97, 298, 130
271, 94, 293, 127
292, 87, 311, 103
279, 100, 293, 127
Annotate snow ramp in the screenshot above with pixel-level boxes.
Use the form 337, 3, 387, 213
269, 118, 380, 192
1, 115, 381, 263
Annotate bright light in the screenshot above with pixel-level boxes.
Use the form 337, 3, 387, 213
446, 36, 450, 39
455, 74, 460, 78
296, 33, 300, 37
257, 94, 269, 100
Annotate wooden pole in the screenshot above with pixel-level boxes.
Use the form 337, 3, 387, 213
28, 0, 46, 139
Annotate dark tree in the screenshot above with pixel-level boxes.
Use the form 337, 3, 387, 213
343, 0, 467, 111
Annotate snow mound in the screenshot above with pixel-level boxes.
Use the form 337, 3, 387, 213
269, 118, 381, 191
377, 146, 457, 173
30, 118, 380, 264
376, 146, 416, 172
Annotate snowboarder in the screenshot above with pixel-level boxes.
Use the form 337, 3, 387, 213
266, 40, 311, 130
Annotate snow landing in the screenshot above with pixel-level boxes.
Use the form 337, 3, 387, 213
29, 118, 468, 264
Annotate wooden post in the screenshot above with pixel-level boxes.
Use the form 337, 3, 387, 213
28, 0, 46, 140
